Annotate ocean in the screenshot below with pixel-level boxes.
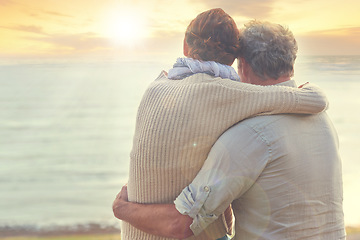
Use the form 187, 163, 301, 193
0, 56, 359, 234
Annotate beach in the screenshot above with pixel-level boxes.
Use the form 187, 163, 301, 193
1, 227, 360, 239
0, 234, 121, 240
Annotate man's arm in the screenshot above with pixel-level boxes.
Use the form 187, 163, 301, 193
112, 185, 193, 239
113, 122, 267, 238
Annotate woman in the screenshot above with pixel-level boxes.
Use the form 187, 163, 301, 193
120, 8, 327, 240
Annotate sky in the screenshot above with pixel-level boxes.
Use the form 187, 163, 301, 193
0, 0, 360, 63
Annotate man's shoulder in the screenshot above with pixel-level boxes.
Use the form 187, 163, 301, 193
217, 115, 280, 143
237, 112, 333, 139
239, 114, 286, 130
231, 112, 329, 136
242, 111, 330, 125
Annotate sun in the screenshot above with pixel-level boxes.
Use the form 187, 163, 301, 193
103, 7, 148, 46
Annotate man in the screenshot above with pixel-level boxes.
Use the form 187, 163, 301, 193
114, 20, 336, 240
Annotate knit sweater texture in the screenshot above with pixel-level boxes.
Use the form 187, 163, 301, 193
122, 72, 328, 240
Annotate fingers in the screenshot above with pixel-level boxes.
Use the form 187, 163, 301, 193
298, 82, 309, 88
116, 192, 121, 199
115, 184, 128, 199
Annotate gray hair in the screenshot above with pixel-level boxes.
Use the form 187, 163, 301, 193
238, 20, 298, 80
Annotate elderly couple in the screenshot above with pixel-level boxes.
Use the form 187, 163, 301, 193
112, 8, 345, 240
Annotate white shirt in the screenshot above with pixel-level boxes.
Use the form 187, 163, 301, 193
174, 80, 346, 240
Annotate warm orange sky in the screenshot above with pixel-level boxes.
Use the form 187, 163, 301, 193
1, 0, 360, 63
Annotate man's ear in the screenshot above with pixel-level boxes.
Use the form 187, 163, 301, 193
239, 58, 249, 76
183, 38, 189, 57
238, 57, 252, 83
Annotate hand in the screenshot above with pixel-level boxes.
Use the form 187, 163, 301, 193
112, 184, 129, 220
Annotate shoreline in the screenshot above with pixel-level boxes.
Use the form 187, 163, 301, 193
0, 223, 120, 238
1, 225, 360, 239
0, 235, 121, 240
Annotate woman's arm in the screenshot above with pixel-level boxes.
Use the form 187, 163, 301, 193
216, 79, 328, 115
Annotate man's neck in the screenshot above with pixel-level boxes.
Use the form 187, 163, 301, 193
250, 75, 291, 86
238, 59, 292, 86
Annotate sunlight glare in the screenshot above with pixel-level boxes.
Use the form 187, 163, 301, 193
104, 7, 148, 46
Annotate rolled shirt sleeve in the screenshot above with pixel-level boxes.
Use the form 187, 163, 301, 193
175, 185, 218, 235
174, 122, 270, 236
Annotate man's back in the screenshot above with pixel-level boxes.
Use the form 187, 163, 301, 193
230, 112, 345, 239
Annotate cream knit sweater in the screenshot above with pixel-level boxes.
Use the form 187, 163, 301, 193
122, 72, 327, 240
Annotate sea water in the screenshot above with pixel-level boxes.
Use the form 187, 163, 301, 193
0, 56, 359, 232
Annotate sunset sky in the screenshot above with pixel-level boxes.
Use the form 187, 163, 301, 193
1, 0, 360, 63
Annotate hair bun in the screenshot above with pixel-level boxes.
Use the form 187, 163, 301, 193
184, 8, 239, 65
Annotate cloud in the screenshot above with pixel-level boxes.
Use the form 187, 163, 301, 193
42, 10, 74, 18
0, 24, 48, 35
308, 27, 360, 36
27, 32, 110, 51
198, 0, 277, 19
0, 0, 14, 6
296, 27, 360, 55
